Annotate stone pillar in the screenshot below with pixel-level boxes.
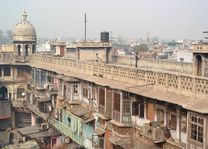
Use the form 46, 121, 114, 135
61, 83, 64, 97
176, 108, 181, 142
70, 84, 73, 101
15, 92, 17, 101
203, 117, 206, 149
164, 108, 167, 126
120, 92, 123, 123
154, 110, 157, 121
2, 66, 4, 76
22, 44, 25, 56
104, 88, 107, 113
202, 56, 205, 77
31, 114, 37, 126
144, 99, 147, 119
11, 111, 16, 128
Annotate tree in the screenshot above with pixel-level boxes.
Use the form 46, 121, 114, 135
133, 43, 148, 52
6, 30, 13, 42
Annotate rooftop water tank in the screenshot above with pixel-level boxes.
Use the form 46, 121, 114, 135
100, 32, 109, 42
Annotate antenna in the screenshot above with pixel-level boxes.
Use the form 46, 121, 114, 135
84, 13, 87, 42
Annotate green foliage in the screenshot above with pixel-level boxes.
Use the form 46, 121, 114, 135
0, 30, 13, 45
133, 44, 148, 52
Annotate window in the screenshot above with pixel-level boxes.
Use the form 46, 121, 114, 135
157, 109, 164, 122
47, 75, 52, 83
190, 115, 204, 143
168, 113, 177, 129
132, 101, 144, 118
4, 67, 11, 76
68, 117, 71, 127
114, 92, 120, 111
99, 88, 105, 106
41, 71, 46, 84
123, 101, 130, 114
73, 84, 78, 94
180, 58, 184, 62
17, 67, 25, 77
82, 88, 88, 98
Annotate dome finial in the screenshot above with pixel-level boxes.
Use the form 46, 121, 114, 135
22, 10, 28, 22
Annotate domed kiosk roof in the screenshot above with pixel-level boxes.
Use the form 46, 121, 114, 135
13, 11, 37, 42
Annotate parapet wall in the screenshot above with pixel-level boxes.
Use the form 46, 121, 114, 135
29, 54, 208, 99
112, 55, 193, 74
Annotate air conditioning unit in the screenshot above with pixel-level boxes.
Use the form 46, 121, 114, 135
43, 83, 49, 89
49, 85, 54, 91
48, 105, 52, 112
64, 137, 71, 144
41, 123, 49, 130
22, 136, 26, 142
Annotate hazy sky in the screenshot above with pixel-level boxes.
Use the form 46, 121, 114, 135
0, 0, 208, 40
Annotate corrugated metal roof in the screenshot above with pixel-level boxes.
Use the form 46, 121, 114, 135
70, 106, 89, 117
108, 136, 131, 148
84, 116, 95, 123
18, 126, 40, 135
62, 76, 79, 82
95, 127, 105, 136
27, 128, 58, 138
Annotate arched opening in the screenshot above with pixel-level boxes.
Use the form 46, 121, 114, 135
17, 45, 21, 56
32, 45, 36, 54
25, 45, 29, 56
0, 86, 8, 101
196, 55, 202, 76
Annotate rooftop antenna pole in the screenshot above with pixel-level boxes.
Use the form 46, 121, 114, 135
85, 13, 87, 42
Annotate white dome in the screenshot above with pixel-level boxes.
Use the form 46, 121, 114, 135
13, 11, 37, 42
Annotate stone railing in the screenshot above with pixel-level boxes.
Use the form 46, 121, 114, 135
29, 54, 208, 99
0, 52, 31, 63
0, 52, 15, 63
112, 55, 193, 74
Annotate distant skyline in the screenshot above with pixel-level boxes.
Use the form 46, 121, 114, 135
0, 0, 208, 40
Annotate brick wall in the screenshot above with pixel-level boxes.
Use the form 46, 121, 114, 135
147, 100, 155, 121
105, 128, 113, 149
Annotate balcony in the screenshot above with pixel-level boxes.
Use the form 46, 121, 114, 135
0, 101, 11, 119
48, 118, 84, 145
143, 123, 165, 143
